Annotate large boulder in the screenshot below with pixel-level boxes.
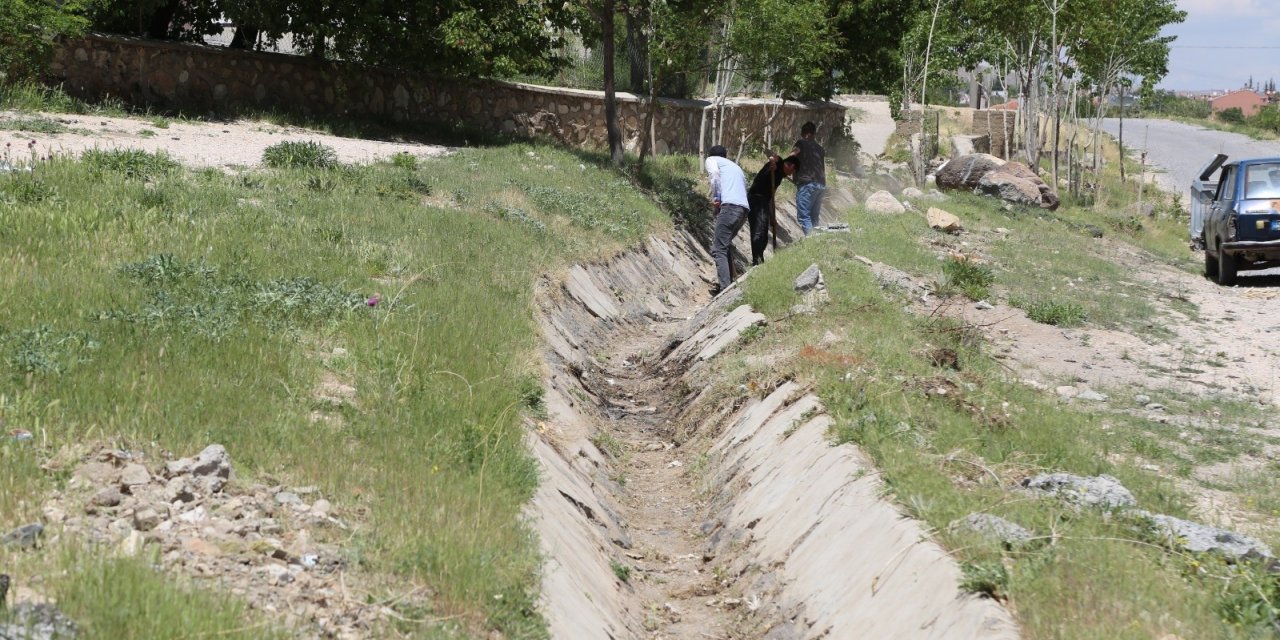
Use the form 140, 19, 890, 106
936, 153, 1006, 191
865, 190, 906, 214
975, 172, 1044, 208
978, 162, 1060, 211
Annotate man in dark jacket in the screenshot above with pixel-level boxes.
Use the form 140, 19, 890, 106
746, 153, 798, 265
790, 121, 826, 235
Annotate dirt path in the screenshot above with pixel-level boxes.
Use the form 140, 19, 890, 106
1, 110, 449, 168
589, 315, 739, 638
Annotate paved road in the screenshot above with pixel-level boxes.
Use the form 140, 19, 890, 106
1099, 118, 1280, 197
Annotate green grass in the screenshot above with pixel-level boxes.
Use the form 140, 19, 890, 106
739, 235, 1275, 638
0, 142, 671, 637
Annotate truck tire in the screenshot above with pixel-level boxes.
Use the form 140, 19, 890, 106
1217, 250, 1238, 286
1205, 250, 1219, 279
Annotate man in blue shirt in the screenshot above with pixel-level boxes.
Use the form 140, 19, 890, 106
704, 145, 750, 295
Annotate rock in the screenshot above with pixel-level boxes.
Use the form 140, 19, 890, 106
926, 207, 962, 232
948, 513, 1032, 547
119, 463, 151, 488
794, 264, 824, 292
902, 186, 925, 199
1143, 513, 1272, 559
1146, 403, 1165, 411
1076, 390, 1108, 402
311, 499, 331, 517
975, 172, 1044, 208
996, 161, 1038, 181
0, 603, 77, 640
950, 134, 989, 157
994, 227, 1011, 235
189, 444, 232, 492
166, 459, 193, 477
1, 523, 43, 550
974, 301, 994, 310
75, 462, 119, 486
165, 476, 195, 503
90, 487, 123, 508
119, 529, 146, 556
1056, 385, 1078, 399
1022, 473, 1137, 509
274, 491, 302, 506
1134, 394, 1152, 405
181, 536, 222, 557
865, 190, 906, 214
936, 153, 1006, 191
134, 508, 162, 531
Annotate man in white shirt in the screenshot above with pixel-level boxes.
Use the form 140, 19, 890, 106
704, 145, 750, 294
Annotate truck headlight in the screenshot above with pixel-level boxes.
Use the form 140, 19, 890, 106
1228, 215, 1238, 240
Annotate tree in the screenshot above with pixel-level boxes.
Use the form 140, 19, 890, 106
600, 0, 623, 165
0, 0, 89, 83
827, 0, 928, 96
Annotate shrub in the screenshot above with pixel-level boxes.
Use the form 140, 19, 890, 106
1015, 298, 1086, 326
390, 152, 418, 170
1217, 107, 1245, 125
942, 256, 995, 301
262, 141, 339, 169
0, 0, 88, 83
81, 149, 179, 179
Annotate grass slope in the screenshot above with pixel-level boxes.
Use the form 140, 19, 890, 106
0, 141, 673, 638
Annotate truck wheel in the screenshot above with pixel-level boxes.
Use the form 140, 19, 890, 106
1205, 250, 1219, 279
1217, 251, 1238, 286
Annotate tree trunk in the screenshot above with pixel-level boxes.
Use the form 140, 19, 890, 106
602, 0, 624, 166
1118, 84, 1126, 182
624, 4, 647, 95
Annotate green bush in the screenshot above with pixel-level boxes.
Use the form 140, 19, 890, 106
1015, 298, 1086, 326
262, 140, 339, 169
0, 0, 88, 83
1217, 107, 1245, 124
1249, 105, 1280, 134
942, 257, 995, 301
81, 149, 179, 179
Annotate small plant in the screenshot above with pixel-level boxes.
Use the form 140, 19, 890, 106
262, 140, 339, 169
0, 117, 68, 134
610, 559, 632, 583
390, 152, 418, 170
81, 148, 179, 179
958, 561, 1009, 601
1217, 107, 1245, 125
1, 325, 100, 376
942, 256, 995, 301
150, 117, 171, 129
1015, 298, 1086, 327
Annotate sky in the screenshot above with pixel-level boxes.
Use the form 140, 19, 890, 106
1158, 0, 1280, 90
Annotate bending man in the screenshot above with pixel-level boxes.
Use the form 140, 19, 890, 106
704, 145, 750, 295
747, 153, 799, 265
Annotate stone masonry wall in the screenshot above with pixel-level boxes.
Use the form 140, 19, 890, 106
49, 34, 845, 156
970, 109, 1017, 159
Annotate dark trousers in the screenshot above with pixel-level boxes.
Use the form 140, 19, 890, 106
747, 193, 772, 265
711, 203, 748, 290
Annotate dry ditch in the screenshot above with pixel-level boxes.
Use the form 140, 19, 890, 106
529, 221, 1018, 638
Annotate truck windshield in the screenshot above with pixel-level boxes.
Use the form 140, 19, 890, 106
1244, 163, 1280, 199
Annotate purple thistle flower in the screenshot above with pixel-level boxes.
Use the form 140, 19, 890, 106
366, 294, 380, 307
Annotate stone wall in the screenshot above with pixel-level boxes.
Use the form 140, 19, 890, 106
49, 34, 845, 155
970, 109, 1017, 159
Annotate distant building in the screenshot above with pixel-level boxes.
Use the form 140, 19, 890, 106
1210, 90, 1266, 117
